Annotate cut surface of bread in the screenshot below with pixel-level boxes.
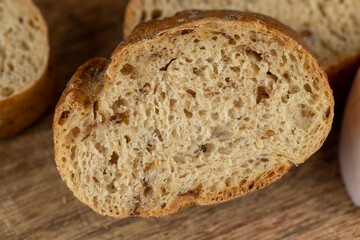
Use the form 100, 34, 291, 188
124, 0, 360, 83
54, 11, 334, 219
0, 0, 52, 138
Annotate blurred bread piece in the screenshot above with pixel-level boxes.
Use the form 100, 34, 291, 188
0, 0, 53, 138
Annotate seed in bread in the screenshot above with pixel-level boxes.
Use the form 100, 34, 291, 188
54, 10, 334, 219
0, 0, 52, 138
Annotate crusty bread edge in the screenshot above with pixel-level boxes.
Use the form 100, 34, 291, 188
55, 11, 334, 219
53, 58, 109, 214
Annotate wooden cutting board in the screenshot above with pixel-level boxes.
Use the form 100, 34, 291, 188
1, 1, 360, 239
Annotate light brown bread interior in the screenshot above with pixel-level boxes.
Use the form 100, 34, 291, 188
124, 0, 360, 81
54, 11, 334, 219
0, 0, 52, 138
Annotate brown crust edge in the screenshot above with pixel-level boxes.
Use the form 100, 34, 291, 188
118, 10, 312, 55
55, 11, 334, 219
109, 163, 292, 218
53, 58, 109, 215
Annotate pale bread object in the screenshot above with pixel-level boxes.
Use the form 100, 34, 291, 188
54, 11, 334, 218
124, 0, 360, 87
0, 0, 52, 138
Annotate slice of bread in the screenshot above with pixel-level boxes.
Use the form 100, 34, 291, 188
54, 10, 334, 218
124, 0, 360, 87
0, 0, 52, 138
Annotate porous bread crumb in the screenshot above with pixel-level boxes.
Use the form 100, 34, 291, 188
54, 11, 334, 219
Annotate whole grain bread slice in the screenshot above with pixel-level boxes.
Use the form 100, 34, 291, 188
54, 10, 334, 219
124, 0, 360, 94
0, 0, 53, 138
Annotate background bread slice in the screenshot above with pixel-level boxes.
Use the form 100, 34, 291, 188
0, 0, 52, 138
54, 10, 334, 219
124, 0, 360, 99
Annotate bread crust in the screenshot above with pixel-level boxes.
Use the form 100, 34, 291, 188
0, 0, 52, 138
120, 10, 312, 55
55, 11, 333, 219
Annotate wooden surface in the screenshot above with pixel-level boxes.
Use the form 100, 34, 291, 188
1, 1, 360, 239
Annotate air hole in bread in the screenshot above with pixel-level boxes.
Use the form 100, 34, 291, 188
185, 58, 193, 63
290, 85, 300, 94
266, 71, 278, 81
181, 29, 194, 35
151, 9, 162, 20
110, 152, 119, 165
70, 127, 80, 138
256, 86, 270, 104
193, 67, 202, 76
270, 49, 277, 57
325, 108, 331, 119
154, 129, 163, 141
21, 41, 30, 51
7, 62, 14, 71
110, 112, 129, 124
121, 64, 134, 75
143, 186, 153, 198
70, 146, 76, 160
313, 78, 320, 90
106, 181, 117, 193
58, 111, 70, 126
248, 31, 257, 42
233, 98, 243, 108
124, 135, 131, 144
262, 130, 275, 139
228, 39, 236, 45
184, 109, 193, 118
186, 89, 196, 98
304, 83, 313, 93
230, 66, 240, 73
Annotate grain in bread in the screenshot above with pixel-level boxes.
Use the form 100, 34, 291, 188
0, 0, 52, 138
54, 11, 334, 218
124, 0, 360, 87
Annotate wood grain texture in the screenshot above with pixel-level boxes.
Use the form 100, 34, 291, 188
0, 1, 359, 239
